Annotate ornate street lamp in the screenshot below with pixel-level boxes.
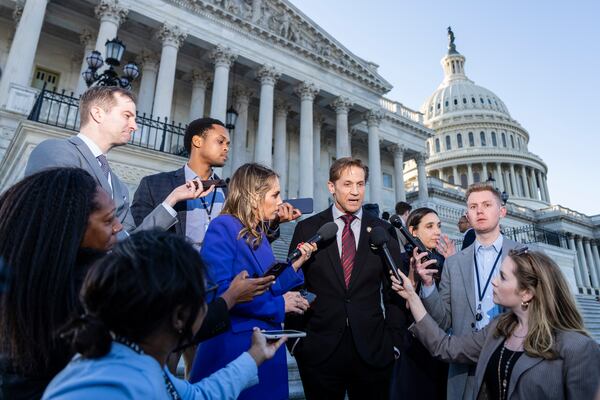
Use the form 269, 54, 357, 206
225, 106, 238, 130
82, 38, 139, 89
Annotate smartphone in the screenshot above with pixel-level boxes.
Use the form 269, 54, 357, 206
260, 330, 307, 340
300, 289, 317, 304
200, 179, 227, 188
262, 261, 289, 278
283, 198, 313, 214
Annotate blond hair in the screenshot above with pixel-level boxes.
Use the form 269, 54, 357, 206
79, 86, 135, 126
495, 250, 588, 359
221, 163, 278, 249
465, 182, 502, 205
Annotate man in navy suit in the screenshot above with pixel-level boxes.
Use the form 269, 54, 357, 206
286, 158, 405, 400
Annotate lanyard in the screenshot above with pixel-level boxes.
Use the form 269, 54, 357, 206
199, 190, 217, 222
474, 248, 502, 303
114, 336, 181, 400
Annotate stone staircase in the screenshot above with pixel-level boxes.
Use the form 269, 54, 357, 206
576, 294, 600, 343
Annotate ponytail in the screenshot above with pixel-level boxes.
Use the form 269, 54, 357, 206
60, 313, 112, 359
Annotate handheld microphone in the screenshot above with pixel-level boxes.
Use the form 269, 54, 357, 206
389, 215, 437, 270
287, 222, 338, 263
369, 226, 402, 283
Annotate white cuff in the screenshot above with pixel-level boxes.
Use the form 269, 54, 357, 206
161, 201, 177, 217
420, 283, 436, 298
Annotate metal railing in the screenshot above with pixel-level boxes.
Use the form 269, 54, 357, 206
502, 224, 566, 247
27, 86, 188, 157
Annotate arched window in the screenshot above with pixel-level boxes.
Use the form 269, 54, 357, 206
454, 99, 458, 105
448, 175, 455, 185
437, 102, 440, 110
491, 132, 497, 146
460, 174, 468, 188
480, 131, 486, 146
471, 97, 476, 103
445, 100, 449, 107
435, 138, 440, 152
445, 135, 452, 150
457, 133, 463, 148
501, 132, 507, 147
517, 137, 522, 149
463, 98, 467, 104
510, 135, 515, 148
427, 141, 431, 154
468, 132, 474, 147
474, 172, 480, 183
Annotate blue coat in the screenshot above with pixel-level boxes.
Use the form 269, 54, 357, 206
190, 215, 303, 400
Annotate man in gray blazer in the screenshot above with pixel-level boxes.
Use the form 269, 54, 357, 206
415, 183, 519, 400
25, 86, 205, 234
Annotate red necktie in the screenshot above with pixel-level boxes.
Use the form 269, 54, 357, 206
340, 214, 357, 288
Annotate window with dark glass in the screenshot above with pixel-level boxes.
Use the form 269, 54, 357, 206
446, 135, 452, 150
491, 132, 497, 146
471, 97, 476, 103
460, 174, 468, 188
502, 132, 507, 147
463, 98, 467, 104
457, 133, 463, 148
480, 131, 486, 146
383, 173, 393, 189
468, 132, 474, 147
474, 172, 480, 183
510, 135, 515, 148
454, 99, 458, 105
435, 138, 440, 152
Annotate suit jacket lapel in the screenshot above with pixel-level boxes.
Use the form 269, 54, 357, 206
475, 333, 504, 394
507, 353, 543, 398
323, 208, 346, 291
347, 212, 372, 292
69, 136, 112, 195
458, 245, 477, 316
171, 167, 186, 236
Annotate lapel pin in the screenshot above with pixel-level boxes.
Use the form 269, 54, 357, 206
366, 226, 372, 233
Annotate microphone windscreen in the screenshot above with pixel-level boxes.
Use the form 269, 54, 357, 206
370, 226, 389, 247
317, 222, 338, 241
389, 214, 402, 228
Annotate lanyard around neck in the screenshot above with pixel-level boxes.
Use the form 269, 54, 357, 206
474, 248, 502, 303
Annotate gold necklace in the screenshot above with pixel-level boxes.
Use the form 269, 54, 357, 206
497, 345, 518, 400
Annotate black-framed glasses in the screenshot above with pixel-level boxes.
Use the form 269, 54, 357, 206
205, 282, 219, 304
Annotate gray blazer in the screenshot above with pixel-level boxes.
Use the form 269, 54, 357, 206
421, 236, 520, 399
410, 314, 600, 400
24, 136, 176, 234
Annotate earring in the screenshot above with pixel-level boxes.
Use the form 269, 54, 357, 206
521, 300, 529, 310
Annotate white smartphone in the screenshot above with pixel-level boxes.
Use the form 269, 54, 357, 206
260, 329, 307, 340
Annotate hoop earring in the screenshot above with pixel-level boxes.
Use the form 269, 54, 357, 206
521, 301, 529, 310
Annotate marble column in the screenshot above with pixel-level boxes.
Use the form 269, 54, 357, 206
495, 163, 505, 192
583, 239, 599, 288
230, 87, 252, 171
152, 24, 186, 121
254, 65, 280, 166
575, 236, 592, 288
313, 114, 325, 206
509, 164, 518, 196
136, 50, 159, 117
75, 29, 96, 96
535, 170, 546, 202
366, 109, 384, 206
592, 241, 600, 289
520, 166, 530, 198
568, 235, 583, 287
0, 0, 49, 107
273, 101, 289, 197
467, 163, 474, 185
189, 70, 211, 120
452, 165, 459, 186
332, 96, 352, 158
93, 0, 128, 56
416, 153, 429, 201
296, 82, 319, 198
209, 45, 237, 122
482, 163, 488, 182
392, 145, 406, 202
542, 173, 551, 203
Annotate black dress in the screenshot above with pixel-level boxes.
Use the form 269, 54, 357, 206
389, 250, 449, 400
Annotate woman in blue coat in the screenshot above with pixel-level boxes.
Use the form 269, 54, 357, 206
190, 163, 316, 400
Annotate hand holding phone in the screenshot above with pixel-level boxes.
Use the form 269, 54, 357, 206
260, 329, 307, 340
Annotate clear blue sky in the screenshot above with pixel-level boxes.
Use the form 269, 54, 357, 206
292, 0, 600, 216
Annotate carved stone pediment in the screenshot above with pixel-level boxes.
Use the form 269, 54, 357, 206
166, 0, 392, 93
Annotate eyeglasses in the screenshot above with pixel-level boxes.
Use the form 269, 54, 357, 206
205, 282, 219, 304
510, 245, 529, 256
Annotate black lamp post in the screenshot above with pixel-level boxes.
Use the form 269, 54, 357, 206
225, 106, 238, 130
486, 175, 509, 204
82, 38, 139, 89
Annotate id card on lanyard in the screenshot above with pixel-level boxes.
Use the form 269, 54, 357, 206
474, 249, 502, 324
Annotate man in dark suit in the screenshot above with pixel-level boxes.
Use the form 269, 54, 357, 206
25, 86, 206, 235
286, 157, 404, 400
